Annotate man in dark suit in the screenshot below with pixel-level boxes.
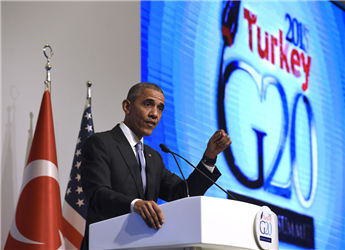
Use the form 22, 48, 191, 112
80, 82, 232, 250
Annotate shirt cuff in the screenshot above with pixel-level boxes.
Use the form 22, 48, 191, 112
130, 198, 141, 212
201, 162, 215, 173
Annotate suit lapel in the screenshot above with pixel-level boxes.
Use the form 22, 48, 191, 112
112, 125, 145, 199
144, 146, 157, 200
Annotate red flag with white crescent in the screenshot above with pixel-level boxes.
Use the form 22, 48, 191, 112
4, 89, 65, 250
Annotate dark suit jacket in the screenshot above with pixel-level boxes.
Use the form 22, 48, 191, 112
80, 124, 221, 250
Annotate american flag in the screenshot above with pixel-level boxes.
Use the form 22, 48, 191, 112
63, 86, 94, 249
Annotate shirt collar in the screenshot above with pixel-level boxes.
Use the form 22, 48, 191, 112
119, 122, 144, 148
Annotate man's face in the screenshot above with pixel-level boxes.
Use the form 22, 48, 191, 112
123, 88, 165, 139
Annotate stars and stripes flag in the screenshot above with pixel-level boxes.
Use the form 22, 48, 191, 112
4, 88, 65, 250
62, 92, 94, 249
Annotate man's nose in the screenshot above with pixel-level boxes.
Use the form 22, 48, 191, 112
149, 107, 158, 118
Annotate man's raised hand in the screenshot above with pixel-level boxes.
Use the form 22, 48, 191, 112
204, 129, 232, 160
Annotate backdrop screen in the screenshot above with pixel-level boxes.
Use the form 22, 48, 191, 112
141, 1, 345, 249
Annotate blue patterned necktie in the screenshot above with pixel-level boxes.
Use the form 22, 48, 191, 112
135, 141, 146, 192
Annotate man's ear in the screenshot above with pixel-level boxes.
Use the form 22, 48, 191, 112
122, 99, 131, 114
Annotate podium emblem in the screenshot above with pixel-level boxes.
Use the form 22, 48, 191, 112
254, 206, 277, 249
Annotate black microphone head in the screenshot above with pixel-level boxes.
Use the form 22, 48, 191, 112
159, 143, 170, 153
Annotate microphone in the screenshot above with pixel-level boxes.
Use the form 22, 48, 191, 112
159, 143, 237, 201
160, 143, 170, 153
159, 144, 189, 197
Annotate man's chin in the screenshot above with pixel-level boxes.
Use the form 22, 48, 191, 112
143, 128, 155, 137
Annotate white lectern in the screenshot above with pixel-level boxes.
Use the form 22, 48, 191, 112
89, 196, 279, 250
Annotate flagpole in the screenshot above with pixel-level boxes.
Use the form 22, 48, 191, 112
86, 81, 92, 105
4, 44, 65, 250
43, 44, 53, 92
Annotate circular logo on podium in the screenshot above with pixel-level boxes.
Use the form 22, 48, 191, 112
254, 206, 276, 250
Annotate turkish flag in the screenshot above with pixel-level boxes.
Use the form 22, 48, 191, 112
4, 89, 65, 250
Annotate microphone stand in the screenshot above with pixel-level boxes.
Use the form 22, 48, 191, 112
160, 144, 236, 201
171, 153, 190, 197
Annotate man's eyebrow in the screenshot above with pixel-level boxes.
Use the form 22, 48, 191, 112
144, 98, 155, 102
158, 103, 165, 109
144, 98, 165, 109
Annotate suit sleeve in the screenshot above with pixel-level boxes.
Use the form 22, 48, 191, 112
81, 135, 134, 219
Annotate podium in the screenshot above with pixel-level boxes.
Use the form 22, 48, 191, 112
89, 196, 279, 250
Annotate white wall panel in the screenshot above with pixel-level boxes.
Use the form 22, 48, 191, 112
1, 2, 140, 248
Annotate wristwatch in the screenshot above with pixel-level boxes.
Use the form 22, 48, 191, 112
202, 155, 217, 165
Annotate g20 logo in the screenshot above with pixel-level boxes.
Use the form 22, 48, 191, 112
260, 220, 273, 236
217, 61, 318, 208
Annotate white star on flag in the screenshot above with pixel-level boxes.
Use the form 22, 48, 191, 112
76, 199, 84, 207
75, 161, 81, 169
85, 124, 93, 132
75, 174, 81, 181
66, 188, 71, 195
76, 186, 83, 194
75, 149, 81, 157
76, 137, 81, 145
84, 112, 92, 120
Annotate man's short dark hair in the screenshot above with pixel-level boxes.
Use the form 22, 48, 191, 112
127, 82, 164, 102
